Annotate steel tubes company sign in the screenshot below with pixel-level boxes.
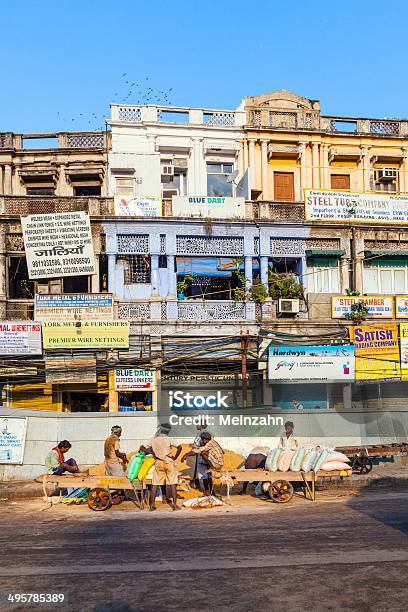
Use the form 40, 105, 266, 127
305, 190, 408, 224
21, 212, 96, 279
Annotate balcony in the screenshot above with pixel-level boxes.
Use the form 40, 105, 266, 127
110, 104, 246, 128
0, 195, 113, 216
246, 110, 408, 137
0, 131, 110, 150
117, 300, 255, 321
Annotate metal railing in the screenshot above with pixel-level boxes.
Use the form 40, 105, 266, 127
110, 104, 246, 127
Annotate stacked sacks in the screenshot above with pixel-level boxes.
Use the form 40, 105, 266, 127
320, 450, 350, 472
302, 448, 319, 472
291, 447, 306, 471
278, 450, 296, 472
265, 447, 282, 471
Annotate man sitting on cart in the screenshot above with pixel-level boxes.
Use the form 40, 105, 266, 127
45, 440, 82, 475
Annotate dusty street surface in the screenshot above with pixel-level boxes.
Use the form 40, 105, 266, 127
0, 490, 407, 612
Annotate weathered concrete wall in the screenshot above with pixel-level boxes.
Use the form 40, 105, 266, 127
1, 408, 408, 481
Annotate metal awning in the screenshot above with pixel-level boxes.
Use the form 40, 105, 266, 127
305, 249, 345, 257
364, 250, 408, 258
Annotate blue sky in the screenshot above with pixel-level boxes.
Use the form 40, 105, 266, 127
1, 0, 407, 133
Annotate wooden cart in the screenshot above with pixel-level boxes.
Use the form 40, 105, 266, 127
37, 474, 148, 511
216, 468, 352, 503
335, 443, 408, 474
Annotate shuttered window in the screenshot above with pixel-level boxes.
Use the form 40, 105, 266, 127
274, 172, 294, 201
330, 174, 350, 190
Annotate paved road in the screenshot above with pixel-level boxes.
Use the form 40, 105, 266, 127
0, 491, 407, 611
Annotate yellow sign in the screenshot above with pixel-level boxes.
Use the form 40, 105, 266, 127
349, 323, 400, 380
399, 323, 408, 379
42, 321, 129, 349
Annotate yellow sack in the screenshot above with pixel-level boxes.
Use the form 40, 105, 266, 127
137, 456, 156, 480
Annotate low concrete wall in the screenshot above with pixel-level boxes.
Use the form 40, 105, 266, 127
1, 408, 407, 481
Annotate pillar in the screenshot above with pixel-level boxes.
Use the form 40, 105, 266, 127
0, 166, 3, 194
261, 140, 269, 200
340, 258, 350, 293
260, 256, 269, 291
108, 254, 116, 295
244, 256, 253, 290
401, 148, 408, 193
248, 139, 256, 193
360, 146, 371, 192
91, 255, 100, 293
151, 254, 159, 298
354, 256, 364, 293
312, 143, 320, 188
56, 165, 69, 196
167, 255, 177, 298
342, 383, 352, 410
108, 370, 118, 412
243, 140, 249, 176
319, 144, 330, 189
299, 142, 308, 197
4, 165, 12, 194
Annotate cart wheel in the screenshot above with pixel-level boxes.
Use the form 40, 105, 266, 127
110, 491, 125, 506
87, 487, 111, 511
353, 456, 373, 474
269, 480, 294, 503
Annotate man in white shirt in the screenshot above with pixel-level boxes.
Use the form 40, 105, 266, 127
279, 421, 299, 451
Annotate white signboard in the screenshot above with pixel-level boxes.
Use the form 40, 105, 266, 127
115, 369, 156, 391
396, 296, 408, 318
114, 195, 161, 217
0, 417, 27, 464
172, 196, 245, 219
0, 322, 42, 356
332, 296, 394, 319
21, 211, 96, 279
268, 345, 355, 382
305, 189, 408, 224
34, 294, 114, 321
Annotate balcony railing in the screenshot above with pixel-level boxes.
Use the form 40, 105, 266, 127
246, 110, 408, 136
110, 104, 246, 127
0, 131, 109, 149
117, 300, 255, 321
0, 196, 113, 216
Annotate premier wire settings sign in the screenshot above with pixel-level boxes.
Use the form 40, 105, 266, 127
21, 211, 96, 279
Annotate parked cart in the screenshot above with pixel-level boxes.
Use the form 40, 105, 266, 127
335, 443, 408, 474
216, 468, 352, 504
37, 474, 148, 511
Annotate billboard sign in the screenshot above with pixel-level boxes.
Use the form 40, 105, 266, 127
42, 321, 129, 349
21, 211, 96, 279
115, 369, 156, 391
305, 189, 408, 224
172, 196, 245, 219
395, 296, 408, 318
0, 322, 42, 356
34, 294, 114, 321
349, 323, 400, 380
268, 345, 355, 382
114, 195, 161, 217
332, 296, 394, 319
0, 417, 27, 464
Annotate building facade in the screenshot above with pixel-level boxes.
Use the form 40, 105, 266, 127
1, 91, 408, 478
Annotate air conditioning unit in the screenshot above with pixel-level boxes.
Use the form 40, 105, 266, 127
173, 158, 188, 170
161, 164, 174, 183
377, 168, 398, 182
278, 298, 300, 314
36, 283, 49, 295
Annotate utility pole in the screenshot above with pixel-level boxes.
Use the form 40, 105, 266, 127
241, 332, 249, 408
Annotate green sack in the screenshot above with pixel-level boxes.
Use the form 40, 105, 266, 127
127, 451, 145, 481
